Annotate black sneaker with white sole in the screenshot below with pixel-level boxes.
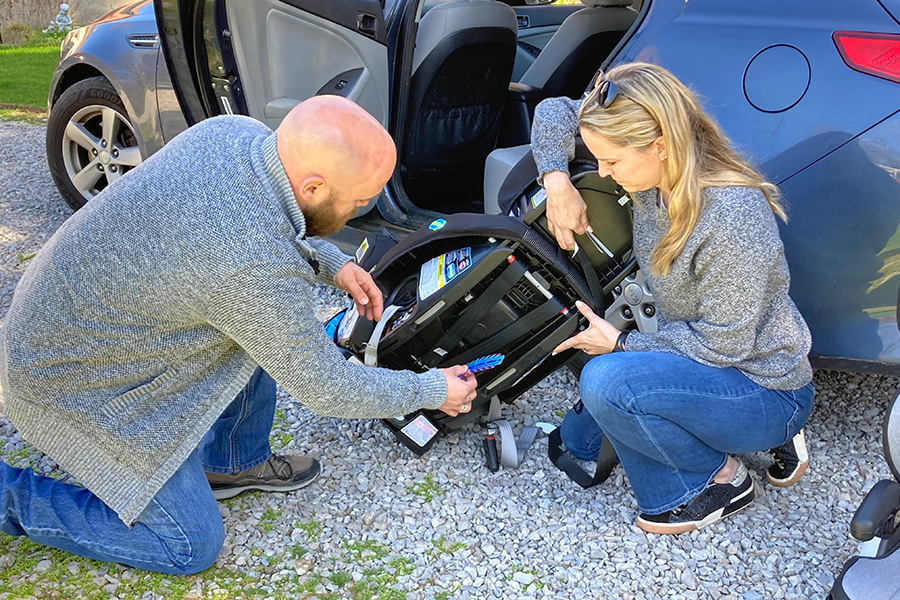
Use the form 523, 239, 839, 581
766, 429, 809, 487
636, 460, 755, 534
206, 453, 320, 500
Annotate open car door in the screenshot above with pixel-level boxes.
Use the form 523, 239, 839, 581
154, 0, 390, 214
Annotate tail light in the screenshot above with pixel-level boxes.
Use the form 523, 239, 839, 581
833, 31, 900, 84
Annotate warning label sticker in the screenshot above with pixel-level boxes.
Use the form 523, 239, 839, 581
417, 248, 472, 300
401, 415, 439, 447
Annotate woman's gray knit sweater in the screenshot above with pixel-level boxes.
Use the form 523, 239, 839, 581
531, 97, 813, 390
0, 116, 446, 525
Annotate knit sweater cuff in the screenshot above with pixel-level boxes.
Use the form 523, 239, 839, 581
417, 369, 448, 410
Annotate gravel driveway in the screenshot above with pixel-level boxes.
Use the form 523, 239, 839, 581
1, 119, 898, 600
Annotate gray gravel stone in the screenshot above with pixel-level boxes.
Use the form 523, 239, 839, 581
1, 120, 899, 599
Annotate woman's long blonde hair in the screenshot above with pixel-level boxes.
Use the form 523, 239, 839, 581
578, 62, 785, 276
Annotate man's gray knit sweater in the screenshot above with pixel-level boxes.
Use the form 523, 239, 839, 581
0, 116, 446, 525
532, 97, 812, 390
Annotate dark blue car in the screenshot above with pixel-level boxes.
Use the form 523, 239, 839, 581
47, 0, 900, 374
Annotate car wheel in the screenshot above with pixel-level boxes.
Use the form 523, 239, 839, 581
46, 77, 142, 210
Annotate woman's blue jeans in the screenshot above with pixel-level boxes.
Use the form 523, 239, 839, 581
568, 352, 814, 515
0, 368, 276, 574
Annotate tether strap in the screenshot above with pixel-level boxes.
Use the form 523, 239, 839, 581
488, 396, 540, 468
547, 427, 617, 488
576, 248, 603, 312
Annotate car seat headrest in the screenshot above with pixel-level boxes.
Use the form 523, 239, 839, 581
581, 0, 632, 6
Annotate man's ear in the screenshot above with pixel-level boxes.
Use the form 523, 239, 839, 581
296, 175, 327, 207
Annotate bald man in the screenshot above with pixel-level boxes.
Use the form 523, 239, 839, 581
0, 97, 476, 574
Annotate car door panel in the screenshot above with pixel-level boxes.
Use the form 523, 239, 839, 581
225, 0, 389, 131
277, 0, 387, 42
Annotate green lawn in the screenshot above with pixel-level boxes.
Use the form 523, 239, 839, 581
0, 44, 59, 114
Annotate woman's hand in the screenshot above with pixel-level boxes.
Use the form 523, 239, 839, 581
543, 170, 590, 252
553, 301, 621, 355
436, 366, 478, 416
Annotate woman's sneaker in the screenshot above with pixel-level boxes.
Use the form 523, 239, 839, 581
636, 460, 755, 534
766, 429, 809, 487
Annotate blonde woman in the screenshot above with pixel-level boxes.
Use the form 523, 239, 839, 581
534, 62, 814, 534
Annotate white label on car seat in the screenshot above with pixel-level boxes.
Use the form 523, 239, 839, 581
418, 248, 472, 300
356, 237, 369, 263
531, 188, 547, 208
401, 414, 439, 447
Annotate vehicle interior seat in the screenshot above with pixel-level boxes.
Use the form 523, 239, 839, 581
829, 374, 900, 599
401, 0, 518, 212
518, 0, 638, 100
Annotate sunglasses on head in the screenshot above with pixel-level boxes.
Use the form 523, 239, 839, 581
585, 73, 624, 109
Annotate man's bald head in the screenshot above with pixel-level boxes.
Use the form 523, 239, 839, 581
276, 96, 397, 236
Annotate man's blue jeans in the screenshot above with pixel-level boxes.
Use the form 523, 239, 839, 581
0, 368, 276, 574
567, 352, 814, 515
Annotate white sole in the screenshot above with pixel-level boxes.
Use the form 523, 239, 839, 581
637, 482, 755, 535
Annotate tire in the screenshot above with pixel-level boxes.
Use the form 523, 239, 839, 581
46, 77, 143, 210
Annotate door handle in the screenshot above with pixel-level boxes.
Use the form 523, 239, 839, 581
357, 12, 377, 39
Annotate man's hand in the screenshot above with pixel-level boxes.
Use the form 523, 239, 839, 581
436, 365, 478, 416
334, 261, 384, 321
553, 301, 621, 356
544, 170, 590, 252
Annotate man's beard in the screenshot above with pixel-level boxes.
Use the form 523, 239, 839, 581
303, 196, 356, 238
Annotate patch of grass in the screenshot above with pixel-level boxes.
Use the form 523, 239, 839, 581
269, 408, 293, 449
329, 571, 352, 586
0, 25, 66, 48
0, 45, 59, 110
221, 489, 261, 511
506, 564, 546, 591
259, 505, 283, 534
288, 543, 308, 560
293, 518, 323, 541
269, 432, 292, 450
434, 592, 450, 600
0, 106, 47, 124
426, 536, 466, 560
343, 539, 390, 563
406, 472, 444, 503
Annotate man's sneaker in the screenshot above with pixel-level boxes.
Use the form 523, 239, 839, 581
206, 453, 320, 500
636, 460, 755, 534
766, 429, 809, 487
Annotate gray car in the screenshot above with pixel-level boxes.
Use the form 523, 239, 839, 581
46, 1, 187, 209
